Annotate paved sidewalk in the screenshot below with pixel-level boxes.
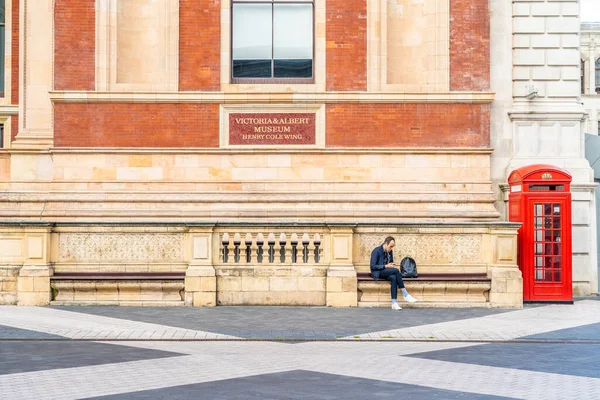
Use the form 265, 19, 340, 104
1, 300, 599, 341
1, 300, 599, 399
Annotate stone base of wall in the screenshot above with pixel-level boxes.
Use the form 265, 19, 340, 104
357, 280, 491, 308
0, 266, 19, 305
216, 265, 328, 306
0, 222, 524, 308
51, 280, 185, 306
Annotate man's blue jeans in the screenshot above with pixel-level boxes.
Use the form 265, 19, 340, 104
378, 268, 405, 300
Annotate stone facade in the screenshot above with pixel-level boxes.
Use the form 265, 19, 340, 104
491, 0, 597, 296
582, 23, 600, 136
0, 0, 595, 306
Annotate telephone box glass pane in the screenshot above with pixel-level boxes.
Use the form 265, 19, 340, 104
535, 256, 543, 267
553, 204, 561, 215
554, 270, 562, 282
553, 244, 561, 255
535, 230, 542, 241
535, 269, 543, 281
533, 202, 564, 284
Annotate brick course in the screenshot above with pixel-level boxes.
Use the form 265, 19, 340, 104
54, 104, 220, 147
179, 0, 221, 91
54, 0, 95, 91
326, 0, 367, 91
326, 104, 490, 147
450, 0, 490, 90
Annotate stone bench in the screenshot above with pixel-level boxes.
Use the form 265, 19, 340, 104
356, 272, 492, 308
50, 272, 186, 306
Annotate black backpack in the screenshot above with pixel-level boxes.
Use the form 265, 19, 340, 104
400, 256, 418, 278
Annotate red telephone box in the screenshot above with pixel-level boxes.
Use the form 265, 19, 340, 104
508, 165, 573, 303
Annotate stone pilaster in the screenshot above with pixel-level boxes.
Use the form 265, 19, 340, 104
185, 226, 216, 307
326, 226, 357, 307
17, 230, 53, 306
12, 0, 54, 148
485, 227, 523, 308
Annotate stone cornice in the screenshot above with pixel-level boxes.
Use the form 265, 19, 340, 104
48, 91, 495, 104
0, 104, 20, 116
39, 148, 494, 155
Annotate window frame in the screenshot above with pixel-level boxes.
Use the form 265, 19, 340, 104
596, 57, 600, 94
230, 0, 315, 84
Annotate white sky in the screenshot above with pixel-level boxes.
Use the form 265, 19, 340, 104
581, 0, 600, 22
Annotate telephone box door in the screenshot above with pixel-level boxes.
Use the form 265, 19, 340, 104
525, 196, 572, 301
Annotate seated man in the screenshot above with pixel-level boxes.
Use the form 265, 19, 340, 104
370, 236, 417, 310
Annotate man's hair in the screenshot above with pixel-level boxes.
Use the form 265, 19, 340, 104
383, 236, 395, 245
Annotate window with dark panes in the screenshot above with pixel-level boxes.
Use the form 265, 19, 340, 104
581, 60, 585, 95
232, 0, 313, 82
596, 58, 600, 94
0, 0, 4, 97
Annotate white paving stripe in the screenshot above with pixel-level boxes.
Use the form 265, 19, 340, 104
311, 354, 600, 400
346, 300, 600, 341
0, 306, 237, 340
1, 341, 599, 400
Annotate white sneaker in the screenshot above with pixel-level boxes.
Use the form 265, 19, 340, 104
404, 294, 417, 303
391, 302, 402, 310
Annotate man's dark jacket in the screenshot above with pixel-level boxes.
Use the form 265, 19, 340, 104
370, 244, 393, 280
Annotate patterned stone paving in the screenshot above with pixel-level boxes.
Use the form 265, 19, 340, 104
0, 299, 599, 399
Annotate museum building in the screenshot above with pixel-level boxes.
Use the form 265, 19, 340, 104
0, 0, 595, 307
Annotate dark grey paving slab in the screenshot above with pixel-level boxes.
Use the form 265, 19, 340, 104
85, 370, 517, 400
406, 343, 600, 378
520, 322, 600, 341
52, 306, 512, 340
0, 341, 184, 375
0, 324, 64, 339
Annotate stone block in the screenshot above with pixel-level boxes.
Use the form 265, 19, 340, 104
546, 49, 579, 66
33, 277, 50, 292
513, 17, 545, 33
193, 291, 216, 307
512, 3, 529, 16
326, 277, 343, 292
546, 17, 579, 34
2, 279, 17, 292
201, 276, 217, 292
184, 276, 202, 292
269, 277, 298, 292
342, 277, 357, 292
18, 291, 51, 306
490, 292, 523, 308
218, 276, 242, 291
327, 291, 357, 307
17, 277, 34, 292
530, 3, 560, 16
241, 276, 270, 292
513, 50, 545, 66
297, 277, 325, 292
0, 292, 17, 305
506, 277, 523, 293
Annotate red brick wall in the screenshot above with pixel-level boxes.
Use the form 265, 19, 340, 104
54, 0, 95, 90
326, 0, 367, 91
11, 0, 19, 141
54, 104, 220, 147
450, 0, 490, 91
180, 0, 221, 91
326, 104, 490, 147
